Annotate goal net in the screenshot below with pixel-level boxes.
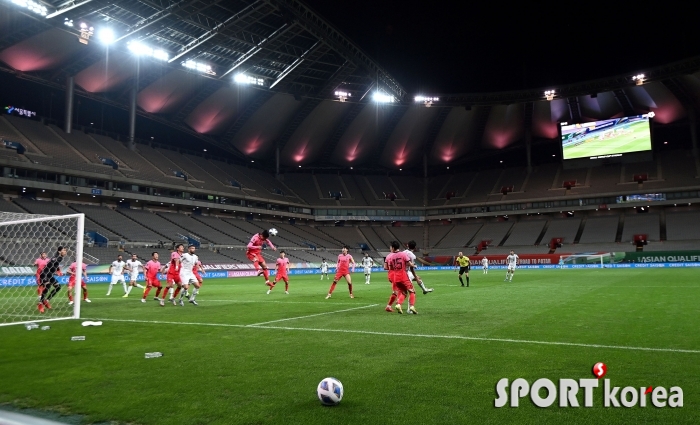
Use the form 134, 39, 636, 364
0, 212, 85, 326
560, 253, 613, 268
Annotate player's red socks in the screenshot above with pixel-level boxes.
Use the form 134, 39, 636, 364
262, 269, 269, 280
83, 288, 88, 300
173, 287, 181, 298
387, 293, 397, 306
328, 282, 337, 294
143, 286, 151, 299
285, 283, 289, 291
397, 293, 406, 305
68, 292, 73, 302
409, 292, 416, 306
348, 283, 353, 295
155, 287, 162, 298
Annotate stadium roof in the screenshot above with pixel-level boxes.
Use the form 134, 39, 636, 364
1, 1, 700, 171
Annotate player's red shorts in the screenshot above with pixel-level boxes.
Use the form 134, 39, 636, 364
166, 273, 181, 285
246, 250, 265, 264
274, 274, 288, 283
393, 279, 414, 293
334, 269, 350, 281
147, 276, 161, 287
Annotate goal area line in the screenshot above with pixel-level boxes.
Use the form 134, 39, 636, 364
83, 317, 700, 355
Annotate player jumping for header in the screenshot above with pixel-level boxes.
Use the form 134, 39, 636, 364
247, 229, 276, 287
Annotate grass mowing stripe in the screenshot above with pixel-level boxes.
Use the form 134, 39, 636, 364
88, 317, 700, 354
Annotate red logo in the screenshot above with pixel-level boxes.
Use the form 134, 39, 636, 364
592, 362, 607, 379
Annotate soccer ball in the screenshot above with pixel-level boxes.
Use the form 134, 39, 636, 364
317, 377, 343, 406
269, 228, 278, 236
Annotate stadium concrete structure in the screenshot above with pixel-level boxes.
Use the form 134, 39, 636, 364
1, 1, 700, 265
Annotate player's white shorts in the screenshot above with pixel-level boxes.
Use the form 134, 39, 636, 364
110, 275, 124, 285
321, 268, 328, 273
364, 267, 371, 274
407, 270, 415, 281
180, 271, 197, 285
483, 264, 488, 269
507, 265, 516, 272
129, 273, 139, 282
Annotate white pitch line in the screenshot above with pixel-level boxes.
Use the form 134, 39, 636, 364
84, 317, 700, 354
246, 304, 379, 326
81, 298, 363, 305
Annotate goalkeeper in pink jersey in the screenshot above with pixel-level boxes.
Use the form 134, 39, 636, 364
247, 229, 276, 286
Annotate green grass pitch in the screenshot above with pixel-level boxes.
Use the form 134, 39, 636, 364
562, 120, 652, 160
1, 268, 699, 424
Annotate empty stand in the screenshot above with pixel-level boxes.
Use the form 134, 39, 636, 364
540, 218, 582, 245
13, 199, 120, 240
665, 211, 700, 241
470, 221, 514, 246
462, 169, 502, 203
69, 204, 164, 241
388, 226, 424, 246
338, 175, 368, 206
318, 226, 364, 247
358, 226, 389, 250
620, 213, 660, 242
434, 222, 483, 248
578, 216, 619, 244
391, 175, 424, 206
503, 220, 546, 246
50, 125, 113, 165
426, 224, 454, 247
0, 198, 27, 213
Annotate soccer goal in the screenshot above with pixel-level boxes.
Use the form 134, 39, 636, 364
0, 212, 85, 326
559, 253, 613, 268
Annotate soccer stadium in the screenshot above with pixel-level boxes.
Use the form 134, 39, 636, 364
0, 1, 699, 424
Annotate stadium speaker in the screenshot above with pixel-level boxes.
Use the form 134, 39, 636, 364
634, 173, 648, 184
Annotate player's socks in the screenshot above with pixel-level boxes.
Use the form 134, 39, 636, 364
397, 292, 406, 305
83, 288, 88, 300
68, 292, 73, 302
466, 276, 470, 286
191, 288, 198, 301
409, 292, 416, 306
173, 287, 181, 298
285, 283, 289, 292
328, 282, 337, 294
125, 286, 133, 295
135, 283, 144, 289
348, 283, 353, 296
143, 286, 151, 299
387, 293, 397, 307
459, 277, 464, 286
106, 284, 113, 295
262, 269, 269, 280
122, 281, 128, 293
417, 280, 428, 292
47, 286, 60, 301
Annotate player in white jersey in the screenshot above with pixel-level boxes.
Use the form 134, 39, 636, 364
482, 257, 489, 274
123, 253, 145, 297
361, 253, 374, 284
106, 254, 127, 296
505, 250, 519, 282
178, 245, 201, 306
320, 260, 329, 280
404, 240, 434, 297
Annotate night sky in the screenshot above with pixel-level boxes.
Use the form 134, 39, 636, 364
304, 0, 699, 94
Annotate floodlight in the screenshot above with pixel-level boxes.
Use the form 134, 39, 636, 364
373, 92, 394, 103
415, 95, 439, 107
98, 28, 115, 45
183, 60, 215, 75
632, 73, 646, 85
544, 90, 555, 101
234, 73, 265, 86
334, 90, 351, 102
63, 18, 73, 27
11, 0, 48, 16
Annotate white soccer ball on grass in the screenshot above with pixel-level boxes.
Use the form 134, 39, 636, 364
317, 377, 343, 406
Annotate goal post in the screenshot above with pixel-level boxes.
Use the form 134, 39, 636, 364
0, 212, 85, 326
560, 253, 613, 268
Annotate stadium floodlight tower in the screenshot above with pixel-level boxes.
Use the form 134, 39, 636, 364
544, 90, 556, 101
632, 74, 646, 85
373, 91, 395, 103
0, 212, 86, 327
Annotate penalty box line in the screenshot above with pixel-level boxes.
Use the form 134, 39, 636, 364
85, 317, 700, 355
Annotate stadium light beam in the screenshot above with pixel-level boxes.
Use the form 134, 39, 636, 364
45, 0, 92, 19
127, 41, 169, 61
632, 73, 646, 85
234, 73, 265, 86
415, 95, 439, 107
183, 60, 216, 76
544, 90, 555, 101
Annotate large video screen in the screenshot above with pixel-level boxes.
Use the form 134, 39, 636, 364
560, 114, 653, 160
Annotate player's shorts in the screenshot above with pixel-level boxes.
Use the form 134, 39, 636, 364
393, 279, 415, 293
334, 270, 350, 281
483, 264, 488, 269
166, 273, 182, 285
246, 250, 265, 264
459, 266, 470, 274
110, 275, 124, 285
508, 265, 516, 272
68, 279, 87, 288
363, 267, 371, 274
407, 270, 416, 281
274, 274, 289, 283
321, 268, 328, 274
179, 272, 197, 285
146, 276, 161, 287
40, 276, 59, 286
129, 273, 139, 282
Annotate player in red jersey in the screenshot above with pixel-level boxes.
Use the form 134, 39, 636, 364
268, 251, 290, 294
34, 252, 49, 296
163, 244, 184, 306
67, 261, 90, 305
384, 241, 417, 314
325, 246, 356, 299
143, 252, 164, 303
247, 229, 276, 286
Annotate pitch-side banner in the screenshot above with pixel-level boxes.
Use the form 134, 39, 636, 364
421, 254, 575, 266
